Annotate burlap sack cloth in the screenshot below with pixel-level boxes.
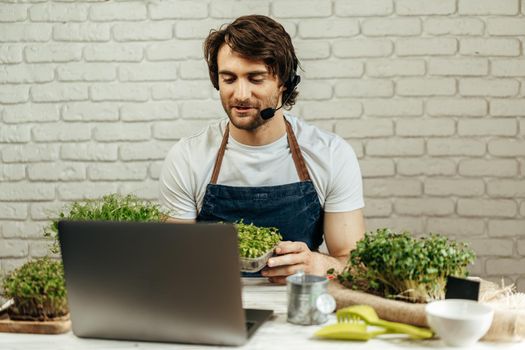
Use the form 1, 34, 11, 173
328, 279, 525, 342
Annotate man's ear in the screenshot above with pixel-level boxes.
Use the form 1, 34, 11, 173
275, 84, 286, 106
279, 81, 286, 93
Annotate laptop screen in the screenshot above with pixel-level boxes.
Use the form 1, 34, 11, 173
59, 221, 255, 346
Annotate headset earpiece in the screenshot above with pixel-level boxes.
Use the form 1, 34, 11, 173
289, 74, 301, 88
283, 72, 300, 99
286, 72, 300, 89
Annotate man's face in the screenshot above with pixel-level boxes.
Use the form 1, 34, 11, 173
217, 44, 283, 131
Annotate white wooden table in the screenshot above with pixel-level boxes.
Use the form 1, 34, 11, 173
0, 278, 522, 350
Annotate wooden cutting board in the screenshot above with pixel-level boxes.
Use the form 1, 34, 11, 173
0, 315, 71, 334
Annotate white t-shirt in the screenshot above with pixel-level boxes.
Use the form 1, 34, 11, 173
159, 114, 364, 220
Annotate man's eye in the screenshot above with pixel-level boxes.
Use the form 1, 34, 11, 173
223, 79, 234, 84
251, 79, 263, 84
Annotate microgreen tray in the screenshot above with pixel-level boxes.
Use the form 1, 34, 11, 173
240, 247, 275, 273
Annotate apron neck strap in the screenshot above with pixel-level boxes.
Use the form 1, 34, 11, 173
210, 119, 311, 184
210, 123, 230, 184
285, 119, 310, 182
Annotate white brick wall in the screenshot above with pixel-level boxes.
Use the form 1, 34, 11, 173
1, 0, 524, 289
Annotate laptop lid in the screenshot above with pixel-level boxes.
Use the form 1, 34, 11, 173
58, 221, 253, 346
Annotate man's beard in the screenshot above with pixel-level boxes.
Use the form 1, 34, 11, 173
221, 93, 280, 131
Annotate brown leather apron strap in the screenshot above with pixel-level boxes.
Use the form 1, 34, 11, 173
210, 119, 311, 184
210, 124, 229, 184
285, 120, 310, 181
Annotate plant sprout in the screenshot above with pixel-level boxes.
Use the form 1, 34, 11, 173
328, 228, 476, 303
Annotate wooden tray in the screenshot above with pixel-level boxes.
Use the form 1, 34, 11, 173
0, 315, 71, 334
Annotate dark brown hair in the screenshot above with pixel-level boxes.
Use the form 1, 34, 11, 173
203, 15, 300, 109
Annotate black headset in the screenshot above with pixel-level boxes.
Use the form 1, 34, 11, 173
260, 72, 301, 120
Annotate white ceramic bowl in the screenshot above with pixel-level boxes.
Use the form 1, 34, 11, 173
425, 299, 494, 347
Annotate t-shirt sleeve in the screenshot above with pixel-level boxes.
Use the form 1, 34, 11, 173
159, 141, 198, 220
324, 138, 365, 212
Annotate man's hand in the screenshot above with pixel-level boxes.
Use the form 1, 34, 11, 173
261, 209, 365, 284
261, 241, 327, 284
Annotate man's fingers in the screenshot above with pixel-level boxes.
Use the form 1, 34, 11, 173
267, 252, 303, 268
262, 264, 305, 278
275, 241, 308, 254
263, 241, 316, 282
268, 276, 287, 285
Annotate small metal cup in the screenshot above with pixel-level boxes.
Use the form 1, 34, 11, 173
286, 271, 336, 325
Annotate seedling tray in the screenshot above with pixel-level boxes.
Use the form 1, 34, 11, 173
240, 247, 275, 273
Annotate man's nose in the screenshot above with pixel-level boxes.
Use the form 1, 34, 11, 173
233, 79, 251, 100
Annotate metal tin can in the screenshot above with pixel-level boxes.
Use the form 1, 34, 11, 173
286, 271, 335, 325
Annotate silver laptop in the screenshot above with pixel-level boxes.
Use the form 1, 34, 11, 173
58, 221, 273, 346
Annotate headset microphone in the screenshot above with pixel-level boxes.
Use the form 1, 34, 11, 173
260, 106, 279, 120
260, 74, 301, 120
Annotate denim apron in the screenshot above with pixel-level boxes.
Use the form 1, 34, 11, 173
196, 120, 324, 275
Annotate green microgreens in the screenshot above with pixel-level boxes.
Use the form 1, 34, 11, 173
236, 220, 282, 258
2, 257, 68, 321
44, 193, 168, 254
328, 228, 476, 303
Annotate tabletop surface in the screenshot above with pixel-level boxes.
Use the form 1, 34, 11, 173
0, 278, 522, 350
